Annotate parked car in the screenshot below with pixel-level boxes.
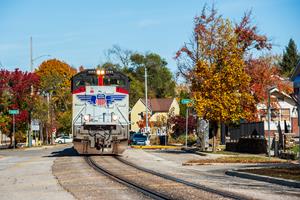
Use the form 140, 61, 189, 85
130, 133, 149, 145
55, 135, 73, 144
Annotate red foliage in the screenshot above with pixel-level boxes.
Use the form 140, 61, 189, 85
235, 11, 272, 52
0, 68, 40, 124
168, 115, 197, 137
175, 6, 272, 79
245, 57, 292, 104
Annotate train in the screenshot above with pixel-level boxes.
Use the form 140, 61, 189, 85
71, 68, 130, 154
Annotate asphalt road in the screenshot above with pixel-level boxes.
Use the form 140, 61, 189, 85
0, 145, 75, 200
122, 149, 300, 200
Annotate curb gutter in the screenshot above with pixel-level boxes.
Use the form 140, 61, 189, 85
226, 169, 300, 188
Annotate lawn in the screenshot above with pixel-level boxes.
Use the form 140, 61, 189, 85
239, 166, 300, 181
183, 156, 287, 165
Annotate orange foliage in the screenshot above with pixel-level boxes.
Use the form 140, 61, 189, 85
246, 57, 293, 104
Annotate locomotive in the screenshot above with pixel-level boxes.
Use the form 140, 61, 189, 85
71, 69, 130, 154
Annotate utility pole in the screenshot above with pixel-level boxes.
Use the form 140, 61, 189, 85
267, 90, 271, 157
185, 107, 189, 148
145, 67, 149, 134
29, 37, 33, 147
13, 114, 15, 149
30, 37, 33, 72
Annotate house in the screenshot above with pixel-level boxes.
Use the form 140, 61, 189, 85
130, 98, 180, 133
257, 88, 298, 137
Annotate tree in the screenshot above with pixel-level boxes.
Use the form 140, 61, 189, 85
176, 6, 271, 152
0, 69, 39, 146
279, 38, 300, 77
105, 45, 133, 69
246, 56, 293, 105
130, 53, 176, 99
36, 59, 76, 137
103, 47, 176, 107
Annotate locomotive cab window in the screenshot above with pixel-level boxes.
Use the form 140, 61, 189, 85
103, 78, 126, 87
71, 69, 130, 92
72, 74, 98, 92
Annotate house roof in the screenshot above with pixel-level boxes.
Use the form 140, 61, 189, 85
140, 98, 174, 112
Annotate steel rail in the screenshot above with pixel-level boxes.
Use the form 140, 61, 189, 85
115, 156, 254, 200
85, 156, 171, 200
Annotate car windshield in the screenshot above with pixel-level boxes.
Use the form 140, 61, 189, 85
133, 134, 147, 139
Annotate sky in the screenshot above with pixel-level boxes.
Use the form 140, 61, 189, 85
0, 0, 299, 73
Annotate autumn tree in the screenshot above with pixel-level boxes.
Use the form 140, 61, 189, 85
176, 6, 271, 151
0, 69, 39, 146
279, 38, 300, 77
36, 59, 76, 137
246, 56, 293, 104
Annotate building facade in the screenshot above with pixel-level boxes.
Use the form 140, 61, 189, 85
130, 98, 180, 133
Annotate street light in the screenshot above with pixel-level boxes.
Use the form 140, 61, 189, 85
29, 36, 51, 147
30, 37, 51, 72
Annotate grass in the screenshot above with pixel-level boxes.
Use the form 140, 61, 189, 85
183, 156, 287, 165
291, 145, 299, 155
210, 151, 241, 155
239, 166, 300, 181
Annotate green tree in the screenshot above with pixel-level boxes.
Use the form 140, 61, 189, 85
130, 53, 176, 98
103, 47, 176, 107
279, 38, 300, 77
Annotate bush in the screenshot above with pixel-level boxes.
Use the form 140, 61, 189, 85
149, 135, 160, 145
291, 145, 299, 155
15, 131, 26, 143
169, 134, 197, 146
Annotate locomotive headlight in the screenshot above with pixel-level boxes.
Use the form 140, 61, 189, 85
112, 114, 119, 121
83, 114, 90, 122
96, 69, 105, 76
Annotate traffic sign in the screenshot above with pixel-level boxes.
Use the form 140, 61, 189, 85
181, 99, 192, 104
9, 109, 19, 115
31, 119, 40, 131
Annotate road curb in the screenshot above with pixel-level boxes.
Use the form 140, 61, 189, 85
225, 169, 300, 188
130, 145, 181, 149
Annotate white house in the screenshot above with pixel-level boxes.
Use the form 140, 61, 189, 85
257, 88, 298, 137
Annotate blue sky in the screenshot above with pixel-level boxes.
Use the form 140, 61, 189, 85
0, 0, 299, 73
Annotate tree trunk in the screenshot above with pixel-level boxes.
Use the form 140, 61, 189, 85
212, 121, 218, 152
40, 123, 44, 145
216, 122, 221, 146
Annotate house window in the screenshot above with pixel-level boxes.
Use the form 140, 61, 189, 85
260, 109, 267, 121
271, 109, 279, 121
281, 108, 290, 122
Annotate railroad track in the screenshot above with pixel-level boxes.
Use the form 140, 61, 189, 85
86, 156, 254, 200
85, 156, 170, 200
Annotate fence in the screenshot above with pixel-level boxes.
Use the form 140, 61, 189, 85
227, 121, 265, 142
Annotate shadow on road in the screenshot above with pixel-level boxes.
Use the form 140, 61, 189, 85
46, 147, 80, 157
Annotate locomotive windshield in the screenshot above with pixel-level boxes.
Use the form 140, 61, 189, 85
71, 69, 129, 92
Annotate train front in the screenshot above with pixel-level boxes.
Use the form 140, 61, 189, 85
71, 69, 130, 154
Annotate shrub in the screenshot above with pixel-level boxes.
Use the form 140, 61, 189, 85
169, 134, 197, 146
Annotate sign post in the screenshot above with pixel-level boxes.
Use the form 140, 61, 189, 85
181, 99, 193, 148
9, 109, 19, 149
